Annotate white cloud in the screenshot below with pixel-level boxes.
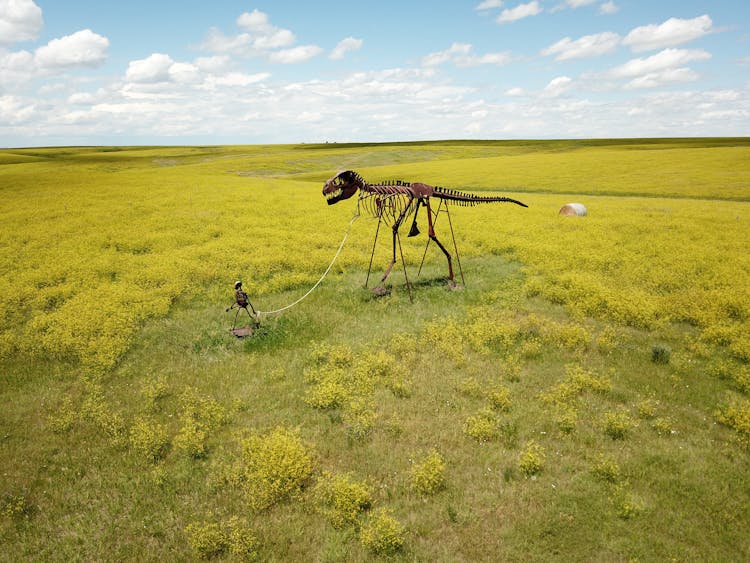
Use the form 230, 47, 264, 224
543, 75, 573, 97
475, 0, 504, 10
245, 10, 294, 47
92, 100, 179, 116
195, 55, 232, 73
58, 109, 99, 126
469, 52, 513, 66
119, 83, 183, 100
0, 94, 35, 123
0, 0, 42, 45
125, 52, 270, 91
236, 9, 295, 49
422, 43, 512, 67
609, 48, 711, 79
200, 9, 322, 65
202, 72, 270, 89
297, 111, 323, 123
423, 43, 471, 66
252, 29, 295, 50
0, 49, 34, 86
34, 29, 109, 69
330, 37, 363, 60
348, 68, 436, 83
498, 1, 542, 23
599, 2, 618, 15
623, 15, 713, 53
68, 92, 93, 105
237, 9, 273, 34
322, 68, 451, 102
168, 62, 201, 84
126, 53, 174, 83
67, 87, 117, 108
6, 63, 750, 145
542, 32, 620, 60
700, 108, 750, 120
1, 49, 33, 70
268, 45, 323, 64
199, 28, 252, 54
464, 120, 483, 135
625, 67, 699, 89
1, 28, 109, 89
552, 0, 607, 15
707, 90, 740, 102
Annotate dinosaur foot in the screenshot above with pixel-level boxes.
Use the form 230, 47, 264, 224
447, 280, 463, 291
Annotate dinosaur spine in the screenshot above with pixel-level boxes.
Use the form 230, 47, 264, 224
432, 185, 528, 207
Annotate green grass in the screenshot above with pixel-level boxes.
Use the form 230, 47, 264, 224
1, 139, 749, 561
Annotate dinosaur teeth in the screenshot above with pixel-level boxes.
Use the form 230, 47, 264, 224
325, 188, 343, 201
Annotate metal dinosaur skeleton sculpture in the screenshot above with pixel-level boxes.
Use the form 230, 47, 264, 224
323, 170, 527, 295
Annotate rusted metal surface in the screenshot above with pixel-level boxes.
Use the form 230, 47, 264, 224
323, 170, 527, 294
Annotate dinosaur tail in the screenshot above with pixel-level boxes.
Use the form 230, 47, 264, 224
433, 186, 528, 208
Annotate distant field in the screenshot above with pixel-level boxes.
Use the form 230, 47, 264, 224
1, 139, 749, 560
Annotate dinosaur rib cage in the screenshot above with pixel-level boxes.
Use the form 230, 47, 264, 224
358, 186, 416, 224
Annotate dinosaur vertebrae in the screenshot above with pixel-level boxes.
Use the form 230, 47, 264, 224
356, 179, 521, 221
432, 186, 519, 206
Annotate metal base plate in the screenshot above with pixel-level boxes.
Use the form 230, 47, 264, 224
230, 326, 255, 338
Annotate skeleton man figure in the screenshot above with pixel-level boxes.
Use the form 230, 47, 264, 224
226, 281, 257, 329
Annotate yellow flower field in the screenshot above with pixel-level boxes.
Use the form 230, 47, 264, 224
1, 141, 747, 370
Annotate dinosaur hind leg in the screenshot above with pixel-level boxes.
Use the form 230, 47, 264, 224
425, 199, 457, 289
430, 234, 456, 288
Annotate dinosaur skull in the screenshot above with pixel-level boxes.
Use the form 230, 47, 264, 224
322, 170, 361, 205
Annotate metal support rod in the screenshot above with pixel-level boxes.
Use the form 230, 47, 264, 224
396, 233, 413, 303
445, 204, 465, 286
365, 215, 383, 288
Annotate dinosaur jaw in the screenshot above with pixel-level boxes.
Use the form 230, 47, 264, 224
324, 186, 344, 205
322, 181, 357, 205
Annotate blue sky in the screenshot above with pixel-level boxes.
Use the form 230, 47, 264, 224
1, 0, 748, 146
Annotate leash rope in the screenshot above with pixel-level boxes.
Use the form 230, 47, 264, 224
256, 212, 359, 318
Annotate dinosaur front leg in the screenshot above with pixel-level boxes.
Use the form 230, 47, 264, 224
373, 197, 413, 295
